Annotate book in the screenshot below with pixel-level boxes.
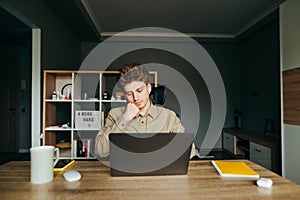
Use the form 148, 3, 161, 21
84, 139, 91, 158
74, 139, 92, 157
211, 160, 259, 178
73, 140, 77, 157
82, 138, 91, 158
77, 140, 84, 157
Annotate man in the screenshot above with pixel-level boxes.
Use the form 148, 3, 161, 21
94, 63, 196, 158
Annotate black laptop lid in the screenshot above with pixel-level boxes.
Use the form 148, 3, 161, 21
109, 133, 194, 176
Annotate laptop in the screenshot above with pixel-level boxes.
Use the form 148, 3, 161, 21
109, 133, 194, 176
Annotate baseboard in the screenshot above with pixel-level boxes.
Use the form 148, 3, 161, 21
19, 149, 30, 153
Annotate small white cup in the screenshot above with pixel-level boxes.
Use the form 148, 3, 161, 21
30, 146, 59, 184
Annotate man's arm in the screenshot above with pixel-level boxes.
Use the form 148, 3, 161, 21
94, 104, 140, 157
95, 114, 115, 157
170, 114, 185, 133
94, 112, 130, 157
170, 112, 197, 159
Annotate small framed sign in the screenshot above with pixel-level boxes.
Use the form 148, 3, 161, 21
75, 111, 100, 129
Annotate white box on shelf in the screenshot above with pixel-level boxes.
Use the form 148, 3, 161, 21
75, 110, 100, 129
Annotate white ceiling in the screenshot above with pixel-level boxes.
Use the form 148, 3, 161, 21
81, 0, 283, 39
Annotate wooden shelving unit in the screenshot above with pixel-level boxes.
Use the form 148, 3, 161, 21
42, 70, 157, 159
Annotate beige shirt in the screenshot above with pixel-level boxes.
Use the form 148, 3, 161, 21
95, 104, 196, 158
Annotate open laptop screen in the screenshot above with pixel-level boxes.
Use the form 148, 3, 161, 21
109, 133, 193, 176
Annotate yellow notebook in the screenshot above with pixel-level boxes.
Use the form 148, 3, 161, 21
211, 160, 259, 178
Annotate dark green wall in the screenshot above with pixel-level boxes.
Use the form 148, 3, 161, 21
81, 41, 240, 148
201, 43, 240, 128
3, 0, 82, 69
4, 0, 280, 148
239, 14, 280, 135
1, 0, 83, 150
80, 17, 280, 145
0, 5, 32, 150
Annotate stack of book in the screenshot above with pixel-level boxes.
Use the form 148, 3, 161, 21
73, 139, 92, 157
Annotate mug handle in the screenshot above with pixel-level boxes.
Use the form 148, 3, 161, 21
53, 147, 60, 167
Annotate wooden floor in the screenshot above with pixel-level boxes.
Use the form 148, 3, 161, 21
0, 153, 30, 165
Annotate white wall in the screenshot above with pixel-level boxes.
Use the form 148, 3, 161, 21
280, 0, 300, 184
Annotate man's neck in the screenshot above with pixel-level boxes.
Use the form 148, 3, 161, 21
138, 100, 151, 116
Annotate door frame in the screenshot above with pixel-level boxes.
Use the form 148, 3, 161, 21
31, 29, 41, 147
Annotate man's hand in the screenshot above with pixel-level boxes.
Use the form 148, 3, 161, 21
123, 103, 139, 120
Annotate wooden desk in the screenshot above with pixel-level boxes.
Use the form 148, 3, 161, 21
0, 160, 299, 199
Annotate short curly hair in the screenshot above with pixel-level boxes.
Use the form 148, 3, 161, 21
118, 63, 150, 90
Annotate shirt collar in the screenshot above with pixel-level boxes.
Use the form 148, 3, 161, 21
138, 102, 157, 118
146, 103, 160, 119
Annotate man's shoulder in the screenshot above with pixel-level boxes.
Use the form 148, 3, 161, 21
151, 105, 177, 117
109, 106, 126, 117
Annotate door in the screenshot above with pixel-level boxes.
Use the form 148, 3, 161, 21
0, 53, 19, 152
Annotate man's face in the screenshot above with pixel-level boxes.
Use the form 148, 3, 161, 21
124, 81, 151, 110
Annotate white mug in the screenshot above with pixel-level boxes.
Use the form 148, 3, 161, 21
30, 145, 59, 184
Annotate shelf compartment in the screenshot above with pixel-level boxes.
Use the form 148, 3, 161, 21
73, 130, 97, 159
44, 102, 71, 128
44, 72, 72, 100
73, 73, 100, 100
